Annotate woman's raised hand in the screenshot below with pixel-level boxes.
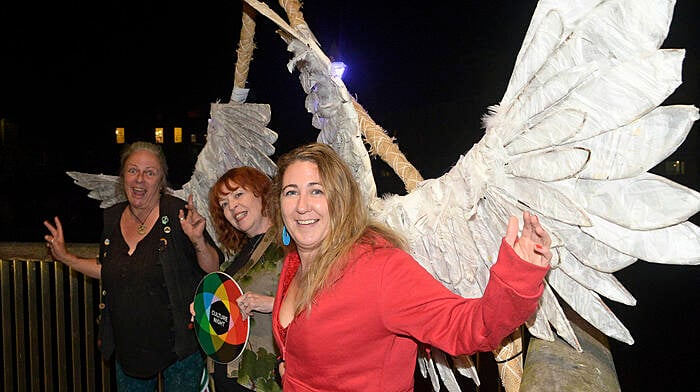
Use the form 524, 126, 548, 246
179, 194, 206, 241
505, 211, 551, 267
43, 216, 71, 265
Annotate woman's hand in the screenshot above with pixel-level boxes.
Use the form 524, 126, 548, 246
278, 360, 286, 378
180, 194, 220, 273
43, 216, 71, 265
505, 211, 552, 267
180, 194, 206, 242
237, 292, 274, 319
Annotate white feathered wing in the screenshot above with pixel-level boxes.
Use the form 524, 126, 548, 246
245, 0, 700, 384
172, 101, 278, 247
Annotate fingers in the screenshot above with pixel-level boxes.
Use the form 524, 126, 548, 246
533, 215, 552, 248
54, 216, 63, 237
520, 211, 533, 240
44, 216, 63, 247
519, 211, 545, 245
503, 211, 553, 267
279, 361, 286, 378
182, 195, 202, 223
237, 292, 265, 319
186, 195, 197, 216
238, 293, 253, 309
534, 245, 552, 265
504, 216, 519, 246
237, 294, 250, 319
43, 218, 57, 236
189, 302, 196, 323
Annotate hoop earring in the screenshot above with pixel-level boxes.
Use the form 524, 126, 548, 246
282, 226, 291, 246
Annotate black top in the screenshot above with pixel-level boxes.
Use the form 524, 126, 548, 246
102, 219, 177, 376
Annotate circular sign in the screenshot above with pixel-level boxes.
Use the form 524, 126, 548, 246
193, 271, 249, 363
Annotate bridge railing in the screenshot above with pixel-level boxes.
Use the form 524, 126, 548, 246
1, 243, 113, 392
1, 242, 620, 391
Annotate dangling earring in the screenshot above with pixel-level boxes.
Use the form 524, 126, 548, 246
282, 226, 291, 246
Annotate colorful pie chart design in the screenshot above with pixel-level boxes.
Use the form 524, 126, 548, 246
194, 271, 249, 363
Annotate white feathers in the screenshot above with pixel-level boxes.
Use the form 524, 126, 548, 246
582, 215, 700, 265
233, 0, 699, 388
242, 0, 698, 380
66, 172, 125, 208
508, 147, 591, 181
548, 268, 634, 345
571, 173, 700, 230
254, 0, 699, 354
574, 105, 699, 179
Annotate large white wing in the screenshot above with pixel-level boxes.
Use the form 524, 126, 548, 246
480, 0, 700, 347
172, 101, 278, 246
66, 172, 125, 208
244, 0, 700, 371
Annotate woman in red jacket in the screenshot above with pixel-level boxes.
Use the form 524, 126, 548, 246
268, 143, 551, 391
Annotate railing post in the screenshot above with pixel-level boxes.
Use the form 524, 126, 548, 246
521, 308, 621, 391
13, 259, 27, 390
40, 261, 55, 391
1, 258, 15, 391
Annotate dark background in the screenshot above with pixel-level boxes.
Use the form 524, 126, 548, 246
1, 1, 698, 390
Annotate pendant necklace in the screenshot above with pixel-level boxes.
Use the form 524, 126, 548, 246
128, 204, 157, 235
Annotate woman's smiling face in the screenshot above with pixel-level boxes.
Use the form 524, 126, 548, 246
280, 160, 330, 260
218, 181, 267, 237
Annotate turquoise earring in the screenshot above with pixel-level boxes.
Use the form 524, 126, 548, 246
282, 226, 291, 246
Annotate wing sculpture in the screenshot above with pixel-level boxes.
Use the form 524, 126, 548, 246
244, 0, 700, 389
66, 172, 125, 208
172, 101, 278, 246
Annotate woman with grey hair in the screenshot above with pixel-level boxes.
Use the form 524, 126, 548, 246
44, 141, 223, 391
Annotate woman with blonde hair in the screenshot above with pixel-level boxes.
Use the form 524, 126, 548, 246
269, 143, 551, 391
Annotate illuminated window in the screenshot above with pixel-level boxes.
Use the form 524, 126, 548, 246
174, 127, 182, 143
191, 133, 197, 143
664, 160, 685, 176
155, 127, 164, 144
115, 127, 125, 144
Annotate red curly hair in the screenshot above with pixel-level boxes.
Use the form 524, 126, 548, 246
208, 166, 272, 254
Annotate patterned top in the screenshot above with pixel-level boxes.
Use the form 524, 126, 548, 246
214, 231, 284, 392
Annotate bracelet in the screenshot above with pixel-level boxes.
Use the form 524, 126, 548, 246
275, 356, 285, 366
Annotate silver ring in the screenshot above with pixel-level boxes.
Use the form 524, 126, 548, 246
179, 217, 185, 221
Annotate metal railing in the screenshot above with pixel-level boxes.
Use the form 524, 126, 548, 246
1, 242, 620, 391
1, 243, 113, 392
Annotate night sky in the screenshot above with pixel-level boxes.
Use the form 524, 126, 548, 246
1, 1, 699, 390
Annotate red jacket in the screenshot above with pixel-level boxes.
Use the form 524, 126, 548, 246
272, 236, 548, 391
